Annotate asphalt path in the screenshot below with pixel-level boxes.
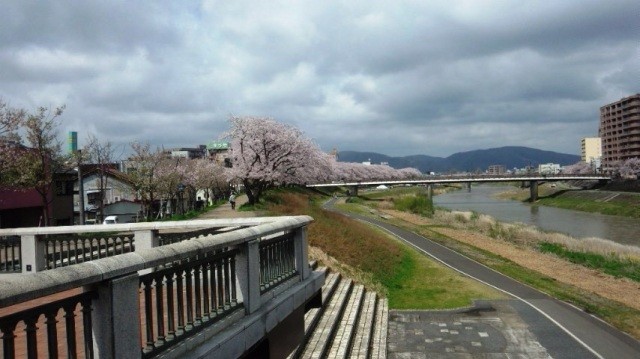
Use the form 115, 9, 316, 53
324, 198, 640, 359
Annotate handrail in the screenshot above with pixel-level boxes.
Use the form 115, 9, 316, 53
0, 216, 302, 236
0, 216, 312, 307
0, 215, 316, 359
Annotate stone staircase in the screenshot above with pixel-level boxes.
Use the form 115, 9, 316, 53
288, 267, 388, 358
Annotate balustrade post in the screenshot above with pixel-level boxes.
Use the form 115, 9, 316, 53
20, 235, 46, 273
293, 226, 310, 280
236, 239, 261, 314
134, 230, 159, 251
90, 273, 140, 359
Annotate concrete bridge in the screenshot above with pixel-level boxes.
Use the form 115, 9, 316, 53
307, 174, 611, 201
0, 217, 324, 358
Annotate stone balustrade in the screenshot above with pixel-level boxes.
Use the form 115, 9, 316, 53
0, 216, 324, 358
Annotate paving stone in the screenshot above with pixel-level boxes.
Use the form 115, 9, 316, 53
388, 301, 552, 358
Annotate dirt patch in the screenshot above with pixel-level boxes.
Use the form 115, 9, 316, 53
380, 209, 640, 311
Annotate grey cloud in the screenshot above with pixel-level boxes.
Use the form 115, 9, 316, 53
0, 1, 182, 55
0, 0, 637, 159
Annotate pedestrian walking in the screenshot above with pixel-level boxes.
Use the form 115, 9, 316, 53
229, 193, 236, 210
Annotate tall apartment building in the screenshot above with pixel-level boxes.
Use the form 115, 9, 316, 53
581, 137, 601, 169
599, 94, 640, 171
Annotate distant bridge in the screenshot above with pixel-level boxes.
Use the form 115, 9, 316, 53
307, 174, 611, 201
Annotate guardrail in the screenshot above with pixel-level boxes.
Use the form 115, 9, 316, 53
0, 216, 315, 358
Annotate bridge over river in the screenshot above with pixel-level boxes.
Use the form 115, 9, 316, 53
307, 174, 611, 201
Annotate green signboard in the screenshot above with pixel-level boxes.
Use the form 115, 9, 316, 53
207, 141, 229, 150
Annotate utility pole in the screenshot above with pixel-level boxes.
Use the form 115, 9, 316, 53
69, 131, 85, 225
77, 149, 85, 225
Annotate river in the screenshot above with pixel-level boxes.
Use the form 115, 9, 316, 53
433, 185, 640, 247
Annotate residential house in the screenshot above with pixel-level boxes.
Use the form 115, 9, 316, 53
0, 172, 75, 228
76, 167, 141, 224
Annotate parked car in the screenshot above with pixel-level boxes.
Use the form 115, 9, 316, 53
103, 215, 119, 225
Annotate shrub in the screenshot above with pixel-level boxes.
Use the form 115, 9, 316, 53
393, 195, 433, 217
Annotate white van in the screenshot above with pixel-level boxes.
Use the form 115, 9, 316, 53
103, 215, 119, 225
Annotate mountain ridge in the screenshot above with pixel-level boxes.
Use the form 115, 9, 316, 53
338, 146, 580, 173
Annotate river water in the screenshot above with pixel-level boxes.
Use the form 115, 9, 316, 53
433, 185, 640, 247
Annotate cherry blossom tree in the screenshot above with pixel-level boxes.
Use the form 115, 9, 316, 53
326, 160, 422, 183
127, 142, 165, 220
222, 116, 422, 202
619, 157, 640, 179
152, 157, 184, 216
224, 116, 328, 204
84, 134, 118, 222
10, 105, 66, 226
0, 101, 27, 185
398, 167, 423, 179
562, 161, 593, 174
0, 100, 25, 141
191, 158, 229, 205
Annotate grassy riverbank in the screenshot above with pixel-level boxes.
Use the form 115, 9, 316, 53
359, 187, 640, 338
282, 189, 640, 338
498, 184, 640, 218
259, 186, 640, 338
264, 188, 504, 309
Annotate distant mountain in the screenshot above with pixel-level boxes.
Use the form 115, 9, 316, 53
338, 146, 580, 173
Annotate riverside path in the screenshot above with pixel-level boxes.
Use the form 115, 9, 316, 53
324, 198, 640, 359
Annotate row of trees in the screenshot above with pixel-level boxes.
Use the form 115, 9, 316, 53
223, 116, 422, 204
562, 158, 640, 178
126, 142, 229, 219
2, 102, 422, 224
125, 116, 424, 214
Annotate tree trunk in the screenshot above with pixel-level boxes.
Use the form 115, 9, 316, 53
243, 179, 256, 204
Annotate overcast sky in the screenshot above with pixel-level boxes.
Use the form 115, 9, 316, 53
1, 0, 637, 158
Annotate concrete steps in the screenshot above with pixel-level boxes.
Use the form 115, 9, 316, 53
351, 291, 377, 358
289, 269, 388, 359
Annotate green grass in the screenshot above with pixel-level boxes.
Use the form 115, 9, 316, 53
383, 245, 503, 309
537, 196, 640, 218
539, 242, 640, 282
325, 188, 640, 338
265, 188, 504, 309
258, 186, 640, 338
393, 194, 434, 217
362, 186, 422, 199
404, 223, 640, 339
163, 203, 221, 221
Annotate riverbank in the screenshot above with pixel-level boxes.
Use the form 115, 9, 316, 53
264, 190, 505, 310
339, 189, 640, 339
222, 187, 640, 339
497, 183, 640, 218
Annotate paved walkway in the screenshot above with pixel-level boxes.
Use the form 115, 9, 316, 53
324, 198, 640, 359
389, 300, 588, 358
197, 194, 263, 219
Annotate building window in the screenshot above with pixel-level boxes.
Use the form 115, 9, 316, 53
87, 192, 103, 206
55, 181, 74, 196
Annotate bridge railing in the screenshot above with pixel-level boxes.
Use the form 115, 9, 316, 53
0, 216, 313, 358
306, 173, 611, 187
0, 219, 272, 275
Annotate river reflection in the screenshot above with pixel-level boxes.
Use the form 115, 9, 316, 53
434, 185, 640, 247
